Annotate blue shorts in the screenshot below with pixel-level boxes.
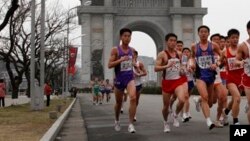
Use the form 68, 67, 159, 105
100, 89, 105, 94
105, 89, 111, 94
188, 81, 194, 91
199, 76, 215, 85
114, 76, 134, 91
136, 84, 142, 92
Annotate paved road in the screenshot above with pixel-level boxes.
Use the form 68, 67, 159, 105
63, 93, 249, 141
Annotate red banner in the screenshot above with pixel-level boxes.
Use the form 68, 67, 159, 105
68, 46, 78, 75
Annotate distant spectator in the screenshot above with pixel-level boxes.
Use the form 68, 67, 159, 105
44, 81, 52, 107
0, 79, 6, 107
70, 87, 78, 98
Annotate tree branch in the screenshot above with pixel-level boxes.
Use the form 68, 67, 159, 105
0, 0, 19, 31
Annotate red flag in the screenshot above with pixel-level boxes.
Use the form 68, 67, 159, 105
68, 46, 78, 75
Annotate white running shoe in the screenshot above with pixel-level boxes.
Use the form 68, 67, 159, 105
120, 108, 124, 114
128, 124, 136, 133
207, 120, 215, 130
215, 120, 223, 128
182, 113, 189, 123
164, 121, 171, 133
223, 114, 229, 126
114, 121, 121, 131
172, 113, 180, 127
193, 97, 201, 112
234, 122, 240, 125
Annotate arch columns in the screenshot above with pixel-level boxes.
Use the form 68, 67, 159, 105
103, 14, 114, 81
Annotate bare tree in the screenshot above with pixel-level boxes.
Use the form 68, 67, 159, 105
0, 0, 19, 32
0, 0, 76, 97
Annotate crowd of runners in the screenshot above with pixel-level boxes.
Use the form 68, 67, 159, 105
89, 20, 250, 134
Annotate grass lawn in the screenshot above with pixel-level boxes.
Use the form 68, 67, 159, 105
0, 97, 73, 141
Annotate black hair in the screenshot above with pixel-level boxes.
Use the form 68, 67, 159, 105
182, 47, 191, 53
227, 29, 240, 37
165, 33, 177, 41
177, 40, 183, 44
0, 79, 4, 83
198, 25, 210, 33
134, 50, 138, 55
120, 28, 132, 36
210, 33, 221, 41
220, 35, 226, 40
247, 20, 250, 29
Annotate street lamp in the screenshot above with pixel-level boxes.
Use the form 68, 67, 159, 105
63, 1, 91, 96
63, 33, 86, 96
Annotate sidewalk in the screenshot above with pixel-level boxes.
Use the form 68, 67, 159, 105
4, 95, 30, 107
4, 95, 57, 107
55, 95, 88, 141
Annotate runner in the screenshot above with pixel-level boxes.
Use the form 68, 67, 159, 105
210, 34, 228, 127
108, 28, 137, 133
133, 50, 147, 121
99, 80, 106, 104
105, 79, 113, 103
235, 20, 250, 124
219, 35, 227, 85
91, 77, 100, 105
154, 33, 187, 132
190, 25, 221, 130
169, 40, 189, 123
182, 47, 195, 121
220, 29, 243, 125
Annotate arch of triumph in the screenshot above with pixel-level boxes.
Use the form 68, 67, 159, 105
77, 0, 207, 83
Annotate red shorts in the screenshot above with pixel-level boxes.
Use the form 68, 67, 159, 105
180, 75, 188, 82
227, 75, 242, 87
220, 71, 227, 80
242, 74, 250, 88
162, 77, 186, 94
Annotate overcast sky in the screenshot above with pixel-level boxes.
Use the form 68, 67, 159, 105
57, 0, 250, 62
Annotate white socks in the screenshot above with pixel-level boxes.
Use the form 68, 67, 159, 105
206, 118, 212, 126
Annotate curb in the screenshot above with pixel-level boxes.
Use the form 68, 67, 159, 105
40, 98, 76, 141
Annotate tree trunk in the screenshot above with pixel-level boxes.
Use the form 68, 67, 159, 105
25, 71, 31, 97
0, 0, 19, 31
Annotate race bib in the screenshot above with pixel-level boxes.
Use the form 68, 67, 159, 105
197, 55, 213, 69
166, 58, 180, 72
120, 56, 133, 71
181, 55, 188, 65
244, 58, 250, 76
227, 57, 243, 71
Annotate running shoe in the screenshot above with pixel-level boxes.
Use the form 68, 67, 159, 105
172, 113, 180, 127
164, 121, 171, 133
215, 120, 223, 128
114, 121, 121, 131
182, 113, 189, 123
128, 124, 136, 133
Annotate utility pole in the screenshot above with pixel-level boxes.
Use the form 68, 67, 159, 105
39, 0, 45, 109
30, 0, 36, 110
30, 0, 45, 110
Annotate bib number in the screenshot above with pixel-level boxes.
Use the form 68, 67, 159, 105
197, 55, 213, 69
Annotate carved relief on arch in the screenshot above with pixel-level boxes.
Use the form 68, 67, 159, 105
113, 0, 169, 8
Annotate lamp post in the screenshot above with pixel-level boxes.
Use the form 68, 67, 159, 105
63, 6, 78, 96
64, 1, 91, 96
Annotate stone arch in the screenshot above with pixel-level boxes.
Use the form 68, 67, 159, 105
114, 20, 165, 53
78, 0, 207, 84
